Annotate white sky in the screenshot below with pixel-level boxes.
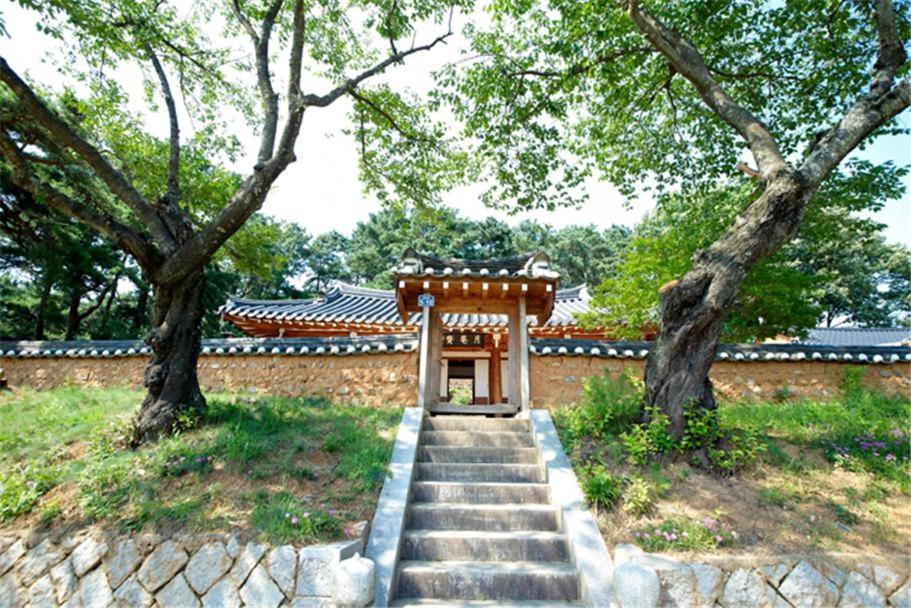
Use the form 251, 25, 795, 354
1, 3, 908, 245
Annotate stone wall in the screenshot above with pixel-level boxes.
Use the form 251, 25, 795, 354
1, 348, 908, 407
612, 543, 910, 608
0, 526, 370, 608
0, 353, 419, 407
530, 357, 909, 406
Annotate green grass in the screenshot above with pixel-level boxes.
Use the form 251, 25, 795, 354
554, 367, 910, 555
0, 388, 401, 542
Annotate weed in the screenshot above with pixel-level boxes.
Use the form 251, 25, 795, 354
622, 476, 654, 516
580, 465, 622, 512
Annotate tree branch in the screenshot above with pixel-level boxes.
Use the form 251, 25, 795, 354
231, 0, 285, 164
0, 128, 161, 270
301, 28, 454, 108
800, 0, 909, 185
626, 0, 789, 180
350, 89, 435, 144
144, 42, 180, 205
0, 55, 176, 253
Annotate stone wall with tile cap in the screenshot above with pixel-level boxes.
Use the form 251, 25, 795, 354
611, 543, 911, 608
0, 526, 369, 608
529, 357, 909, 406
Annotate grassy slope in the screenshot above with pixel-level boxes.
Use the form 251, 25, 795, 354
554, 372, 911, 557
0, 387, 401, 543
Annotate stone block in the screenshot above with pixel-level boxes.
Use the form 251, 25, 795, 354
873, 564, 905, 594
19, 540, 64, 586
266, 545, 298, 598
137, 540, 188, 592
27, 574, 56, 608
0, 571, 25, 608
156, 573, 200, 608
79, 566, 113, 608
613, 561, 660, 608
839, 571, 885, 608
0, 539, 25, 575
779, 560, 839, 608
50, 557, 77, 604
240, 564, 283, 608
691, 563, 723, 607
332, 555, 375, 607
201, 576, 240, 608
229, 541, 266, 587
722, 569, 777, 608
105, 538, 142, 590
71, 537, 108, 577
185, 542, 232, 595
112, 574, 153, 608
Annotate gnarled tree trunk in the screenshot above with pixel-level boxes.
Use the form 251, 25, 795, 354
645, 174, 816, 438
131, 270, 207, 445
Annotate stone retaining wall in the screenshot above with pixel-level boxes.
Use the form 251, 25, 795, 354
530, 357, 909, 406
612, 544, 911, 608
1, 349, 907, 407
0, 526, 369, 608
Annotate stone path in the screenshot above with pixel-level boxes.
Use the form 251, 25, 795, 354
391, 415, 582, 606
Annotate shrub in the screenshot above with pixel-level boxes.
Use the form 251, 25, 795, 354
683, 406, 766, 473
0, 465, 56, 521
621, 409, 674, 465
580, 465, 622, 511
622, 476, 654, 516
561, 370, 644, 447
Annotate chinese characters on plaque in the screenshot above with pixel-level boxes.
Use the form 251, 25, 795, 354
444, 333, 484, 347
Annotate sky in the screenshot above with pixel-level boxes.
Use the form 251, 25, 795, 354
0, 3, 908, 245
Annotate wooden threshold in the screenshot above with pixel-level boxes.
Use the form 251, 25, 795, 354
426, 402, 518, 415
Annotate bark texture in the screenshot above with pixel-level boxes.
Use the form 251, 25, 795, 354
645, 176, 813, 436
131, 270, 207, 446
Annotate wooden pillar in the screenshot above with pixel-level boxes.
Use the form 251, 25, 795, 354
426, 312, 443, 406
417, 304, 431, 408
517, 295, 530, 412
489, 335, 502, 404
507, 304, 520, 407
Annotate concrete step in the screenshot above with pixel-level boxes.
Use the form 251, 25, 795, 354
402, 530, 569, 562
391, 601, 582, 608
423, 416, 529, 432
415, 463, 545, 483
420, 431, 534, 447
407, 504, 558, 531
412, 481, 550, 504
396, 561, 579, 601
427, 403, 519, 416
418, 446, 539, 464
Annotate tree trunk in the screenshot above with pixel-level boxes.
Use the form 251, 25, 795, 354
644, 175, 815, 438
65, 288, 82, 340
131, 270, 207, 445
34, 274, 52, 340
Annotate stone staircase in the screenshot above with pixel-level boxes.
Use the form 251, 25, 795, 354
391, 415, 582, 607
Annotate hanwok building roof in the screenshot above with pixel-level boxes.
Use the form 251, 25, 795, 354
219, 282, 593, 337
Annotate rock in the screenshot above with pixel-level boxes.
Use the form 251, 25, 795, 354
332, 555, 375, 607
137, 540, 188, 592
890, 579, 911, 608
0, 571, 25, 608
111, 575, 152, 608
818, 561, 847, 587
50, 558, 78, 604
691, 564, 723, 607
229, 541, 266, 587
0, 539, 25, 575
779, 560, 840, 608
155, 574, 200, 608
873, 564, 905, 594
721, 568, 778, 608
225, 535, 240, 560
239, 564, 284, 608
838, 571, 885, 608
28, 575, 56, 608
351, 521, 370, 547
267, 544, 298, 598
185, 542, 232, 595
296, 546, 339, 597
613, 543, 645, 566
613, 561, 661, 608
18, 539, 64, 585
759, 562, 792, 587
71, 538, 108, 577
290, 598, 334, 608
656, 566, 696, 608
105, 539, 143, 590
79, 566, 113, 608
201, 576, 240, 608
60, 589, 81, 608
